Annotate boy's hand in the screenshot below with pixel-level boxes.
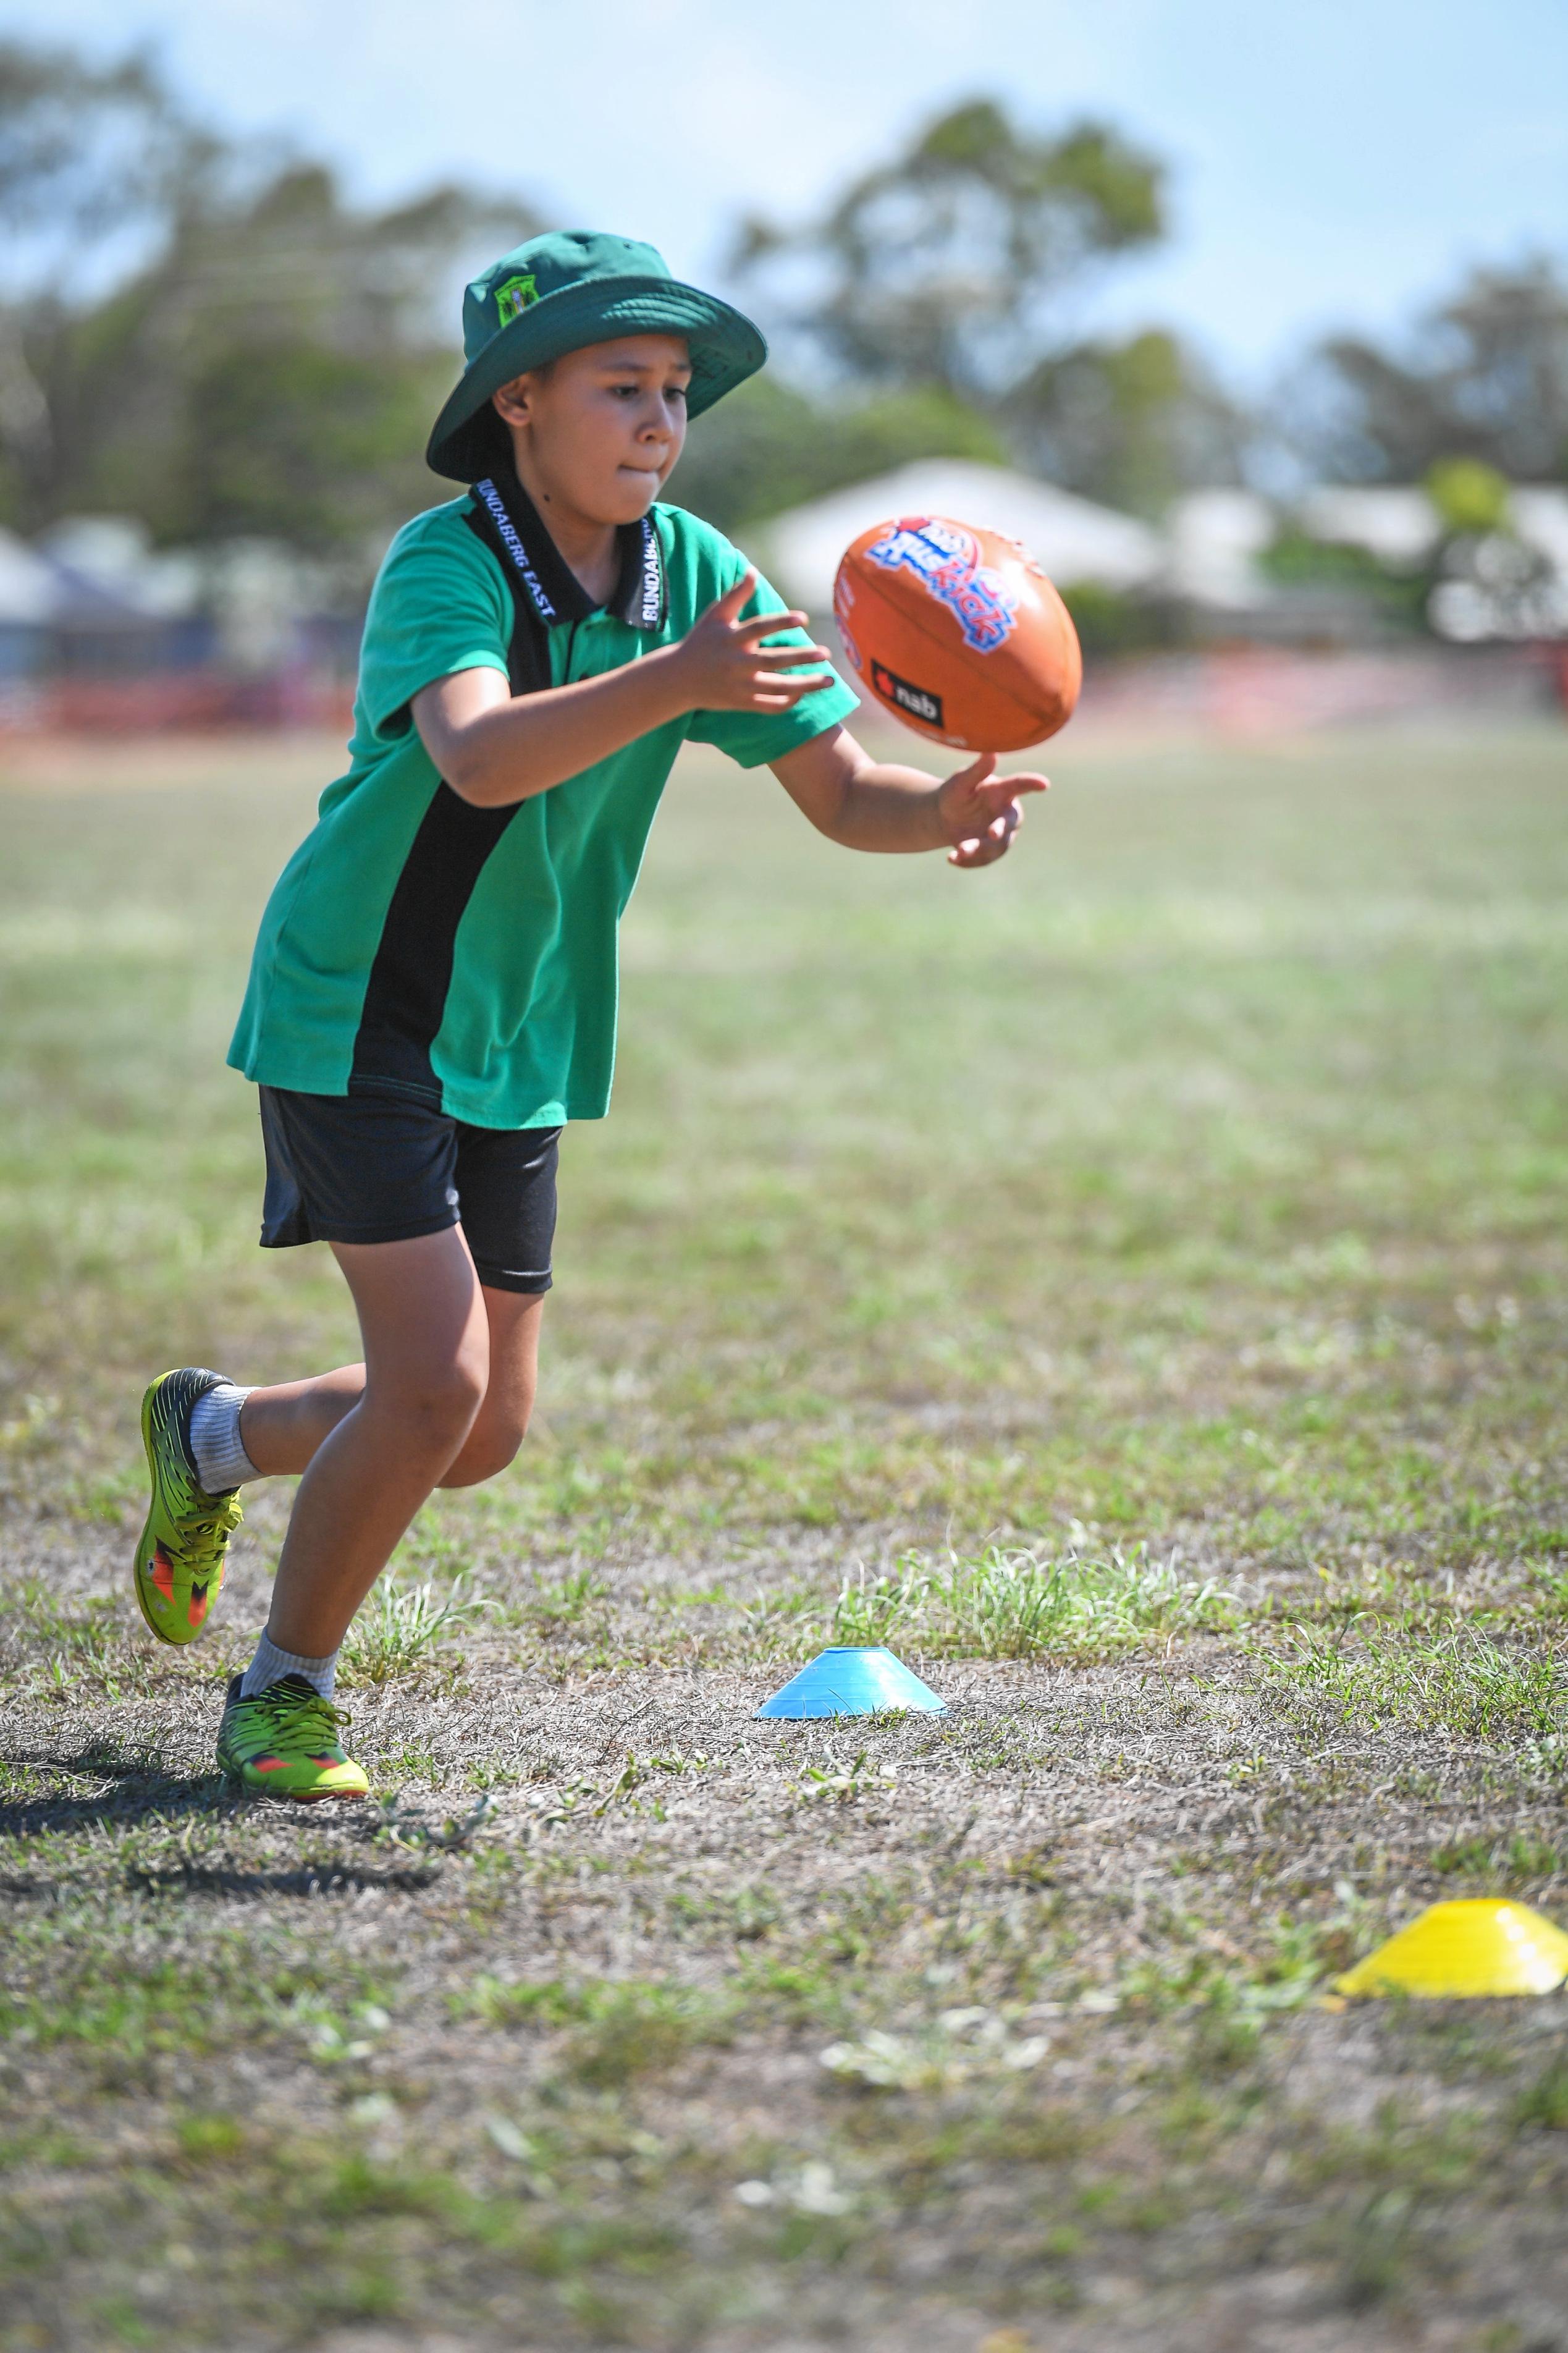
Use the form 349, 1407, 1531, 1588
935, 752, 1049, 868
667, 570, 838, 714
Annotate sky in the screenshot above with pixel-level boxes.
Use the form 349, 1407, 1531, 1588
11, 0, 1567, 381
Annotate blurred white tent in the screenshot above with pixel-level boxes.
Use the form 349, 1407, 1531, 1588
756, 460, 1164, 610
1494, 487, 1568, 580
29, 517, 331, 669
1294, 484, 1568, 581
1164, 490, 1277, 610
39, 517, 202, 620
0, 527, 64, 624
1297, 487, 1440, 565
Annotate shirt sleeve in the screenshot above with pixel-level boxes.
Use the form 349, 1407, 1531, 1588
685, 556, 862, 769
356, 510, 513, 740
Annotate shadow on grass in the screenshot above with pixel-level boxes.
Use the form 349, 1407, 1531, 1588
2, 1744, 429, 1903
0, 1734, 394, 1833
127, 1859, 439, 1898
0, 1747, 232, 1838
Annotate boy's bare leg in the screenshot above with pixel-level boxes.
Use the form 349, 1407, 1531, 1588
256, 1227, 528, 1658
238, 1364, 366, 1476
439, 1286, 544, 1487
238, 1265, 543, 1492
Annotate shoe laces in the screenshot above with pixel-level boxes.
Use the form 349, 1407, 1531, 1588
166, 1488, 243, 1566
250, 1676, 352, 1750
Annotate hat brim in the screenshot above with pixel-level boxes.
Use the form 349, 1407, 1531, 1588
426, 276, 768, 483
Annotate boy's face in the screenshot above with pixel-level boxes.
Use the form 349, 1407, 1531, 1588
492, 334, 692, 525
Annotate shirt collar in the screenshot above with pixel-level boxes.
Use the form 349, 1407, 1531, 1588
468, 460, 666, 632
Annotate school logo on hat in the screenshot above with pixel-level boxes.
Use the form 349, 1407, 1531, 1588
494, 274, 539, 326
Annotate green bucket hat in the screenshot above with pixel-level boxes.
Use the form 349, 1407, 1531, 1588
426, 229, 767, 483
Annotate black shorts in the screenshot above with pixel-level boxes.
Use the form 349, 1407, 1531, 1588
258, 1084, 560, 1295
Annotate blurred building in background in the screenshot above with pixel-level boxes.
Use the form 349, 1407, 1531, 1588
0, 517, 359, 727
4, 466, 1564, 737
757, 461, 1166, 610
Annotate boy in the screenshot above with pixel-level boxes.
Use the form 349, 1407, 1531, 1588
132, 231, 1047, 1799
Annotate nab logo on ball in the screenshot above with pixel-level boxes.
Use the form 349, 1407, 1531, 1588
864, 517, 1019, 655
870, 659, 943, 729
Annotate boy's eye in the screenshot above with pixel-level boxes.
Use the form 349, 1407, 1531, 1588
606, 379, 688, 402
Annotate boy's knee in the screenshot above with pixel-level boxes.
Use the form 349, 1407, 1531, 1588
389, 1357, 487, 1455
438, 1440, 515, 1489
437, 1403, 531, 1489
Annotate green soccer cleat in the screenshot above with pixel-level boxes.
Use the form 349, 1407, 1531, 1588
216, 1674, 370, 1802
133, 1367, 244, 1645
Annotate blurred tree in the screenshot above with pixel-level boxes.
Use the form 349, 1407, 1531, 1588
1288, 260, 1568, 484
1056, 579, 1186, 657
1420, 458, 1565, 641
0, 39, 209, 510
0, 41, 540, 560
671, 374, 1005, 535
1425, 455, 1512, 534
0, 38, 206, 261
132, 166, 538, 554
1258, 455, 1566, 645
177, 330, 442, 554
1257, 527, 1430, 634
728, 99, 1250, 522
733, 98, 1164, 405
1005, 329, 1247, 517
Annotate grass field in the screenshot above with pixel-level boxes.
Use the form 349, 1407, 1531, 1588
1, 719, 1565, 2352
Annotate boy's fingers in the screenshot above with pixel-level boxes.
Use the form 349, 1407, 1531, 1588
751, 677, 836, 708
754, 670, 836, 701
948, 812, 1018, 866
733, 608, 811, 641
972, 793, 1035, 827
967, 774, 1049, 811
750, 644, 833, 669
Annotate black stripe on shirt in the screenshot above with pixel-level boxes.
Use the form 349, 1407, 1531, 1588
348, 787, 523, 1105
347, 468, 665, 1105
349, 494, 552, 1103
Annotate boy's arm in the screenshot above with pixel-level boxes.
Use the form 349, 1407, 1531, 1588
770, 726, 1049, 869
414, 572, 835, 808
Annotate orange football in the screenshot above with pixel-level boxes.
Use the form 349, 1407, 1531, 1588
832, 514, 1082, 753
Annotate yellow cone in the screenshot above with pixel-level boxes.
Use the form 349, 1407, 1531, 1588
1335, 1899, 1568, 2000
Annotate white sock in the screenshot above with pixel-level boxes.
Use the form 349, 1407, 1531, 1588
189, 1381, 259, 1492
240, 1629, 340, 1701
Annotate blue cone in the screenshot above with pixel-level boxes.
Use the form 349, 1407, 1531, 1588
754, 1646, 946, 1720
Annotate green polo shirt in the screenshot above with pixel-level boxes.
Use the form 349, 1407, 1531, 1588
228, 470, 859, 1127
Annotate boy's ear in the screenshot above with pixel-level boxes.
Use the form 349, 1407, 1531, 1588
491, 374, 537, 428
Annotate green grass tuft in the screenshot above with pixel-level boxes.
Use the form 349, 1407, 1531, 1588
832, 1540, 1234, 1657
1260, 1616, 1566, 1739
340, 1574, 483, 1687
464, 1975, 736, 2084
